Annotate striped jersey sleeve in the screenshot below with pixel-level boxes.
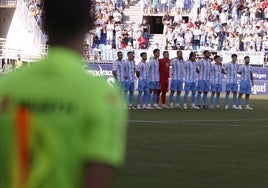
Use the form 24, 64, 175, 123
211, 64, 222, 84
123, 60, 135, 82
137, 61, 149, 80
239, 65, 253, 81
112, 60, 124, 82
184, 61, 197, 83
224, 62, 238, 84
170, 58, 184, 80
197, 58, 211, 81
148, 59, 160, 82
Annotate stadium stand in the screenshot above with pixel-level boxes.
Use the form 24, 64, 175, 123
87, 0, 268, 54
1, 0, 268, 66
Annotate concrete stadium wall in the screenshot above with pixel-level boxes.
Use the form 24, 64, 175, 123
0, 8, 15, 38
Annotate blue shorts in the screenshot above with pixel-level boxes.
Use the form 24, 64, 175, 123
124, 81, 134, 92
197, 80, 210, 92
170, 80, 183, 91
184, 82, 196, 92
211, 83, 222, 93
149, 81, 160, 90
138, 79, 149, 92
239, 80, 252, 94
226, 83, 238, 92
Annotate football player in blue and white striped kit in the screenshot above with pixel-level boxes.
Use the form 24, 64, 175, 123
112, 51, 125, 91
123, 51, 136, 109
148, 49, 161, 109
183, 51, 200, 109
136, 52, 150, 109
237, 56, 254, 110
196, 50, 212, 109
209, 55, 224, 109
169, 50, 184, 109
223, 53, 239, 109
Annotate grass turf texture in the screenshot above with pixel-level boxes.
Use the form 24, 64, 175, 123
112, 95, 268, 188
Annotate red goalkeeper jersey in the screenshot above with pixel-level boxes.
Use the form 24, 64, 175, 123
159, 58, 170, 82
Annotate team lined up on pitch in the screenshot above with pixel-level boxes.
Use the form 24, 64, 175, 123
112, 49, 254, 110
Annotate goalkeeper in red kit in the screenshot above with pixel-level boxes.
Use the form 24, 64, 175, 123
157, 51, 170, 108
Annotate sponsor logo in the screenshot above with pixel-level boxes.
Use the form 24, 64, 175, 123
83, 65, 115, 87
83, 65, 113, 76
252, 83, 267, 94
253, 73, 267, 79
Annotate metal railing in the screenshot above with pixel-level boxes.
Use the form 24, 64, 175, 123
0, 0, 16, 6
1, 0, 48, 62
1, 36, 45, 69
1, 38, 20, 58
0, 38, 6, 59
16, 0, 47, 54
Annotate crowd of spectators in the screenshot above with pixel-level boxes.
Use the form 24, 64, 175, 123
88, 0, 268, 54
25, 0, 43, 27
160, 0, 268, 52
86, 0, 151, 54
140, 0, 193, 14
22, 0, 149, 60
23, 0, 268, 58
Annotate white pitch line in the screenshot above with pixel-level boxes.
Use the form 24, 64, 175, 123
129, 119, 268, 127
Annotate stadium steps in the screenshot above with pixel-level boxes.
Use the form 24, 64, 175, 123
149, 34, 166, 48
122, 0, 168, 49
123, 0, 143, 25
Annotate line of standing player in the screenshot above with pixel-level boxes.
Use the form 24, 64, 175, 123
112, 50, 254, 110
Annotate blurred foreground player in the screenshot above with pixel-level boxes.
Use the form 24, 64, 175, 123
0, 0, 128, 188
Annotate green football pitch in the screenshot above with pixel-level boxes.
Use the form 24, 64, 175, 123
113, 95, 268, 188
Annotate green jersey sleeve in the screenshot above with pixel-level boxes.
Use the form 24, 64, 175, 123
80, 80, 128, 168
